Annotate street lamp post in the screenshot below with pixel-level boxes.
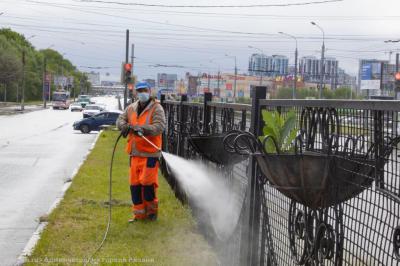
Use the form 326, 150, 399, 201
248, 45, 265, 86
278, 32, 298, 99
209, 60, 221, 97
311, 21, 325, 99
225, 54, 237, 101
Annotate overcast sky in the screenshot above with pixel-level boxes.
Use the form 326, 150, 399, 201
1, 0, 400, 81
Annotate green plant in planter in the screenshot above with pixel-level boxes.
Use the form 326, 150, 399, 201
260, 110, 298, 153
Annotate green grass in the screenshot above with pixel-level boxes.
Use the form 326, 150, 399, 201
26, 131, 217, 266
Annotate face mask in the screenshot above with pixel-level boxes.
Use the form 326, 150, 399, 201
138, 92, 150, 102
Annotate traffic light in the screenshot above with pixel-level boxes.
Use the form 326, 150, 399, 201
395, 72, 400, 92
124, 63, 132, 84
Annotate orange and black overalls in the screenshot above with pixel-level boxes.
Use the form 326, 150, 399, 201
125, 102, 162, 220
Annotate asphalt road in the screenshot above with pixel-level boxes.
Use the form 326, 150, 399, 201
0, 96, 119, 265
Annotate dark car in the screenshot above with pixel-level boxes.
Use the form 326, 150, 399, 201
73, 110, 122, 133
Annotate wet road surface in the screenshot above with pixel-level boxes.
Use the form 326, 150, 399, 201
0, 96, 118, 265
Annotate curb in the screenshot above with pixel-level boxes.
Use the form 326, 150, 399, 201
15, 132, 102, 266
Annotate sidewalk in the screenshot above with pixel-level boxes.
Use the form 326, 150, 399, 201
0, 103, 50, 116
23, 131, 217, 265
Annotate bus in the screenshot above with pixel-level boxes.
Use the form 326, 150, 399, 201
52, 90, 71, 110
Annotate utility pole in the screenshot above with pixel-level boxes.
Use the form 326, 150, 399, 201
42, 57, 47, 108
225, 54, 237, 101
396, 53, 399, 72
294, 47, 298, 98
124, 29, 129, 109
380, 61, 385, 95
234, 57, 237, 100
217, 70, 220, 91
21, 50, 26, 111
207, 72, 211, 92
130, 43, 135, 101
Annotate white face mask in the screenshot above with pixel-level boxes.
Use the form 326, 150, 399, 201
138, 92, 150, 102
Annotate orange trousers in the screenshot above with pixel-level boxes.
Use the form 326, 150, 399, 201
129, 157, 159, 220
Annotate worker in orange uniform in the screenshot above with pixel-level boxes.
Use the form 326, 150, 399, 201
116, 82, 166, 222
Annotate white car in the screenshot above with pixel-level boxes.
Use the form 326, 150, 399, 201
82, 104, 105, 118
70, 102, 83, 112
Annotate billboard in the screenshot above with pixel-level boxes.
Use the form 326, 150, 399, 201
360, 62, 381, 90
54, 76, 74, 87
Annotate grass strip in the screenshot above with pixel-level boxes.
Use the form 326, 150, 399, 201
26, 131, 217, 266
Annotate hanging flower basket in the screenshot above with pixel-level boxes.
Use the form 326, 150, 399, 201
254, 151, 375, 209
188, 131, 247, 166
224, 130, 399, 209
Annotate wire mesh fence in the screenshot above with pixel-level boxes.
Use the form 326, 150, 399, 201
160, 89, 400, 266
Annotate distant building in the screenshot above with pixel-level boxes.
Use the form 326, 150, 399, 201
101, 80, 120, 86
248, 54, 288, 76
157, 73, 177, 90
299, 56, 338, 87
86, 71, 101, 86
336, 68, 357, 90
185, 72, 272, 99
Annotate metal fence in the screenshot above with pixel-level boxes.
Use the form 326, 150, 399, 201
160, 87, 400, 266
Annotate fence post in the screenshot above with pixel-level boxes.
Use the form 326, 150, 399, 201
241, 86, 266, 266
203, 92, 212, 134
179, 94, 188, 157
160, 94, 167, 152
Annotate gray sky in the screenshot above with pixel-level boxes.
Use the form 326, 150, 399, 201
1, 0, 400, 81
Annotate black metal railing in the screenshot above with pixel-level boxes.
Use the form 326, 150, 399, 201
160, 89, 400, 266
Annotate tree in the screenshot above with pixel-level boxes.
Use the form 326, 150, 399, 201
0, 49, 22, 84
0, 28, 89, 102
0, 47, 22, 101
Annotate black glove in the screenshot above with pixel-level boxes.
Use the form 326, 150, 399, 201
121, 125, 131, 138
132, 125, 144, 136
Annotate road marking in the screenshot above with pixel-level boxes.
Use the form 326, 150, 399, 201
32, 157, 40, 167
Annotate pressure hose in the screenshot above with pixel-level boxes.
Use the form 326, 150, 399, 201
84, 132, 123, 266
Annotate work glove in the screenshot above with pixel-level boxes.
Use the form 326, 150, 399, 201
121, 125, 131, 138
132, 125, 144, 137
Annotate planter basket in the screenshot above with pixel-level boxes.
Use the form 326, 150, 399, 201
254, 151, 375, 209
224, 130, 398, 209
188, 132, 247, 166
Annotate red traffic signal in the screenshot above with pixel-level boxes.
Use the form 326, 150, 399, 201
124, 63, 132, 71
395, 72, 400, 81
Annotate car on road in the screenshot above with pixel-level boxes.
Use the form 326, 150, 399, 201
70, 102, 83, 112
82, 104, 105, 118
77, 95, 92, 108
73, 110, 122, 133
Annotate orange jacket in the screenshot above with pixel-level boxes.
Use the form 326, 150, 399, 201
117, 99, 165, 157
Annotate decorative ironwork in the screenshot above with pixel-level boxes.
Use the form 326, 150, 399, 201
394, 226, 400, 260
163, 97, 400, 266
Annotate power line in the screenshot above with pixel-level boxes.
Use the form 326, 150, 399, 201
3, 22, 394, 43
21, 1, 344, 38
5, 0, 396, 21
75, 0, 344, 8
